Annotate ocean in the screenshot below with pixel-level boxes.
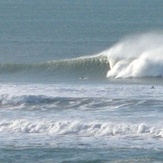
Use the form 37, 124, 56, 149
0, 0, 163, 162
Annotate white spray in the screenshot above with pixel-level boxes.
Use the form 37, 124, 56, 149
101, 32, 163, 78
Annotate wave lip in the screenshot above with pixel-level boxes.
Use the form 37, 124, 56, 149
101, 32, 163, 79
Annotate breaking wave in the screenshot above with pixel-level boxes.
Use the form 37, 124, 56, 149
102, 32, 163, 78
1, 32, 163, 81
0, 120, 163, 138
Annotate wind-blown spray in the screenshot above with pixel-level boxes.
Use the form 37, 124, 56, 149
101, 32, 163, 78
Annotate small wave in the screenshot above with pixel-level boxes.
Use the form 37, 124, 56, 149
0, 94, 162, 111
0, 120, 162, 138
0, 94, 84, 108
0, 94, 97, 110
0, 94, 53, 105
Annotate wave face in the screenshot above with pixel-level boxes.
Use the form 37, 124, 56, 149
102, 32, 163, 78
0, 56, 108, 81
1, 32, 163, 81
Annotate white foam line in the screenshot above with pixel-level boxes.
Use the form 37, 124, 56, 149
0, 120, 162, 138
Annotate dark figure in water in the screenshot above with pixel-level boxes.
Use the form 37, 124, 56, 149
79, 76, 87, 80
151, 86, 154, 89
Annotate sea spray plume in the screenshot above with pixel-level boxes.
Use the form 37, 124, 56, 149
102, 32, 163, 78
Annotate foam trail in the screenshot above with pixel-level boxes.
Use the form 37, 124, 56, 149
101, 32, 163, 78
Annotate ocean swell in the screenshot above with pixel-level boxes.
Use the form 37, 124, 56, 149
1, 32, 163, 81
0, 56, 108, 81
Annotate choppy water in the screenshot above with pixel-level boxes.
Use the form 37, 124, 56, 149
1, 83, 163, 163
1, 0, 163, 162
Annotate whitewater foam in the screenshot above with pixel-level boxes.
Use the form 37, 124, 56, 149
0, 120, 163, 138
100, 32, 163, 78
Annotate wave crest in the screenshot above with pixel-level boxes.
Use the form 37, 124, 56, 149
102, 32, 163, 78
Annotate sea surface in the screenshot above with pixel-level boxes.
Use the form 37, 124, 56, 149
0, 0, 163, 162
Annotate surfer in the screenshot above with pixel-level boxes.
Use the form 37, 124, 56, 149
79, 76, 87, 80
